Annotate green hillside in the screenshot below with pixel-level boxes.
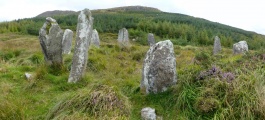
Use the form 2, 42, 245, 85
0, 6, 264, 49
0, 6, 265, 120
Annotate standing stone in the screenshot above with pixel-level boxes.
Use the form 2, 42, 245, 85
62, 29, 73, 54
117, 28, 129, 47
68, 9, 93, 83
213, 36, 221, 55
141, 107, 156, 120
39, 17, 63, 65
148, 33, 155, 46
233, 41, 248, 54
141, 40, 177, 94
91, 29, 100, 47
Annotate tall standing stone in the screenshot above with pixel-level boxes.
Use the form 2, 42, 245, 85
68, 9, 93, 83
141, 40, 177, 94
148, 33, 155, 46
39, 17, 63, 65
62, 29, 73, 54
233, 41, 248, 54
213, 36, 221, 55
117, 28, 129, 47
91, 29, 100, 47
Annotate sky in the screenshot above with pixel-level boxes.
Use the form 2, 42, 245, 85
0, 0, 265, 35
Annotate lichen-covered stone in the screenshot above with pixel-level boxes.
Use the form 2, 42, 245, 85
39, 17, 63, 65
148, 33, 155, 46
91, 29, 100, 47
141, 107, 156, 120
62, 29, 73, 54
25, 72, 32, 80
141, 40, 177, 94
233, 41, 248, 54
117, 28, 129, 47
68, 9, 93, 83
213, 36, 221, 55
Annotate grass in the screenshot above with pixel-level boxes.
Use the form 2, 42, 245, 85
0, 33, 265, 119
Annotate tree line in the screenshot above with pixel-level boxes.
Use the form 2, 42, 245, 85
0, 11, 264, 50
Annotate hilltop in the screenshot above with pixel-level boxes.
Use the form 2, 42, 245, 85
36, 6, 161, 18
36, 10, 76, 18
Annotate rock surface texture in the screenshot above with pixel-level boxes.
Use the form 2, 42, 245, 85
148, 33, 155, 46
39, 17, 63, 65
141, 40, 177, 94
233, 41, 248, 54
68, 9, 93, 83
117, 28, 129, 47
62, 29, 73, 54
213, 36, 221, 55
141, 107, 156, 120
91, 29, 100, 47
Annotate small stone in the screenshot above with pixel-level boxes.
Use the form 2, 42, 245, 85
25, 73, 32, 80
233, 41, 248, 54
148, 33, 155, 46
117, 28, 130, 47
141, 40, 177, 94
213, 36, 221, 55
91, 29, 100, 47
141, 107, 156, 120
62, 29, 73, 54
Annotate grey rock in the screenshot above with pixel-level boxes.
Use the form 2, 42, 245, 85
141, 40, 177, 94
141, 107, 156, 120
39, 17, 64, 65
213, 36, 221, 55
68, 9, 93, 83
25, 72, 32, 80
148, 33, 155, 46
91, 29, 100, 47
233, 41, 248, 54
117, 28, 129, 47
62, 29, 73, 54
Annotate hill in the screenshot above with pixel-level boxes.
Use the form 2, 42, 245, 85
0, 5, 265, 50
36, 6, 161, 18
92, 5, 162, 13
36, 10, 77, 18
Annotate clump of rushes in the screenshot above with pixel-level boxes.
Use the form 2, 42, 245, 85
46, 84, 131, 119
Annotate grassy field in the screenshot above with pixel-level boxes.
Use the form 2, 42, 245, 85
0, 33, 265, 120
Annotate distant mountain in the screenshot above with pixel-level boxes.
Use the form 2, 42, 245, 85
92, 5, 162, 13
36, 6, 161, 18
36, 10, 77, 18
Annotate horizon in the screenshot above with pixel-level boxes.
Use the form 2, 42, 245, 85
0, 0, 265, 35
